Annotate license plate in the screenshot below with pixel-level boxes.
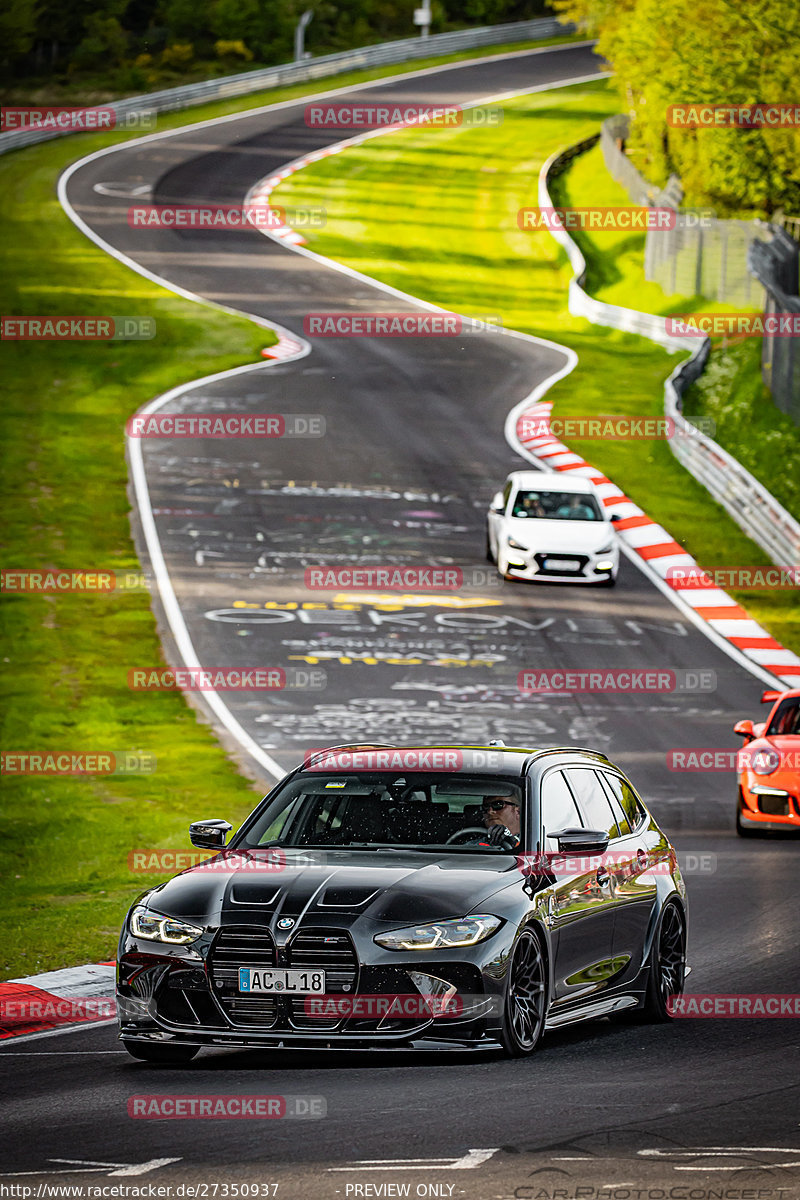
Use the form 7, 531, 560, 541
543, 557, 580, 571
238, 968, 326, 994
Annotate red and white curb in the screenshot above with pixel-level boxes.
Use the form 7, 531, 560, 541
261, 330, 307, 359
515, 400, 800, 688
0, 963, 116, 1040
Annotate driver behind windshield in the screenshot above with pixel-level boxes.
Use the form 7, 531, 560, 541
455, 794, 521, 850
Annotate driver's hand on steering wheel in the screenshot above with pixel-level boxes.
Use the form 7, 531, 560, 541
485, 823, 519, 850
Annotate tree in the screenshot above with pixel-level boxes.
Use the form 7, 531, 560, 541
553, 0, 800, 214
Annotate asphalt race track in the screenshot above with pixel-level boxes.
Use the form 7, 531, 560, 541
1, 42, 797, 1199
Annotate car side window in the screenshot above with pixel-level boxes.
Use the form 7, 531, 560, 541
596, 773, 632, 836
564, 768, 620, 839
540, 770, 582, 851
599, 772, 646, 833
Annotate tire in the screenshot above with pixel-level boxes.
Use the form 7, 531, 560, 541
598, 574, 617, 588
641, 902, 687, 1022
499, 928, 547, 1057
736, 789, 757, 838
123, 1040, 199, 1064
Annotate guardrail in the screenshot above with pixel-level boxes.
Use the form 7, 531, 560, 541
0, 18, 571, 157
748, 228, 800, 426
540, 136, 685, 349
539, 138, 800, 566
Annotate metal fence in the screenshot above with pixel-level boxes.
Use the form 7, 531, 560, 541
0, 18, 571, 157
601, 115, 765, 308
748, 229, 800, 425
645, 214, 766, 307
773, 212, 800, 244
600, 114, 682, 209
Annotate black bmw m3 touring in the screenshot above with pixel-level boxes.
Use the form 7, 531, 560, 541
117, 743, 688, 1062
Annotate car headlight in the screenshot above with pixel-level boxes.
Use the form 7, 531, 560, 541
130, 906, 203, 945
373, 915, 502, 951
750, 747, 781, 775
507, 537, 528, 551
597, 542, 614, 554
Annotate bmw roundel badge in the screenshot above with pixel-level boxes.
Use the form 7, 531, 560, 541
277, 917, 295, 930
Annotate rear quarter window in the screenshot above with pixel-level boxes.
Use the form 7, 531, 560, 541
599, 772, 647, 833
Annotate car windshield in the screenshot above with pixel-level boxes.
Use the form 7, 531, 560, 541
766, 698, 800, 736
237, 773, 523, 852
511, 489, 602, 521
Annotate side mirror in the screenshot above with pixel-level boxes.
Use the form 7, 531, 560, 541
490, 491, 505, 514
733, 720, 755, 741
761, 690, 781, 703
609, 513, 623, 523
189, 818, 232, 849
555, 828, 610, 855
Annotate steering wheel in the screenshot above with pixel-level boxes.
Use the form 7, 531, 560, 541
446, 826, 489, 845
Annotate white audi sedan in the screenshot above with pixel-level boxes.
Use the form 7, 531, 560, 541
486, 471, 621, 585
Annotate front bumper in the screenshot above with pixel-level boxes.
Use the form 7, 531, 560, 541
504, 548, 618, 583
739, 780, 800, 830
117, 924, 509, 1048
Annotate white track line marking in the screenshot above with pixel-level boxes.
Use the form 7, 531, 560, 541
329, 1149, 500, 1170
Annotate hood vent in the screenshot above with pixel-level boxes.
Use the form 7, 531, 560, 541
229, 883, 282, 906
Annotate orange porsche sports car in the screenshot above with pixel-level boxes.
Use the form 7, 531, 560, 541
734, 687, 800, 836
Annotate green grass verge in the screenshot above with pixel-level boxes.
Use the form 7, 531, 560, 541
0, 136, 275, 979
0, 35, 585, 979
272, 79, 799, 654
